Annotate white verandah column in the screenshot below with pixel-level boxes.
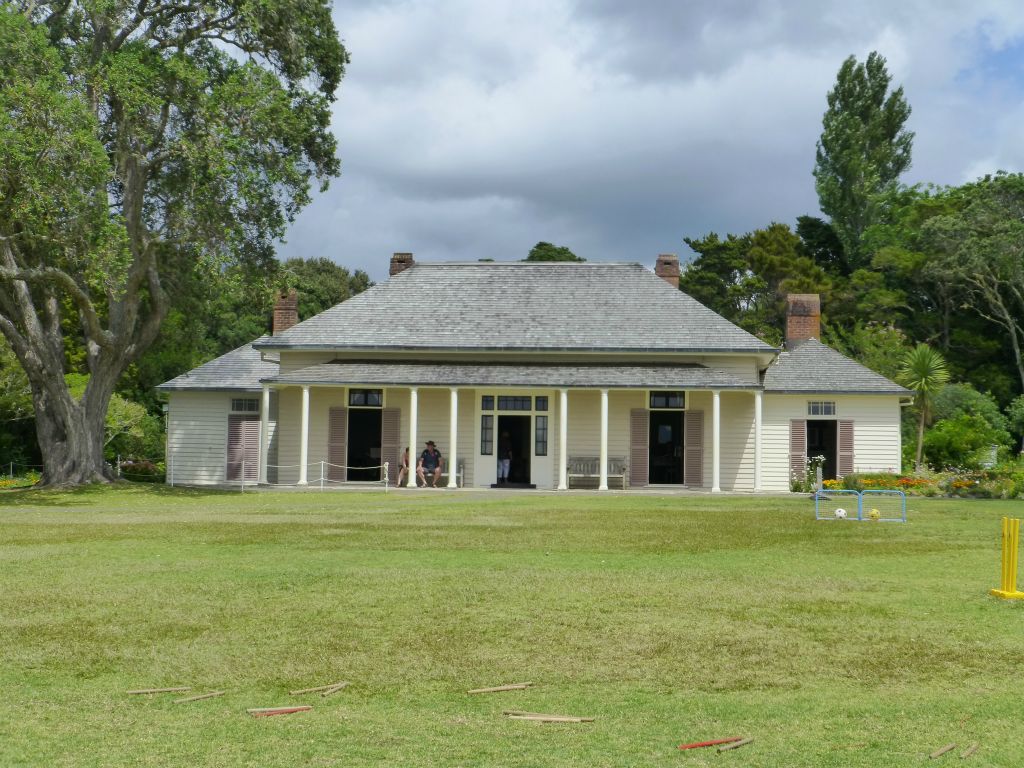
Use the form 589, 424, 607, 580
447, 387, 458, 488
298, 384, 310, 485
711, 389, 721, 493
558, 388, 568, 490
599, 388, 609, 491
259, 384, 270, 484
754, 390, 763, 491
407, 386, 419, 487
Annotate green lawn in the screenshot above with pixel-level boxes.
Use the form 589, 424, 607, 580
1, 487, 1021, 767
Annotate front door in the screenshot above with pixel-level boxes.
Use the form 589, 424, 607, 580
649, 411, 683, 484
806, 419, 837, 481
497, 415, 531, 484
348, 408, 383, 481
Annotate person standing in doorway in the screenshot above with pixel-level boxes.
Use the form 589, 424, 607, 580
497, 431, 512, 484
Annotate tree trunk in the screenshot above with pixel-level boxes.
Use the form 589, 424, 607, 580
25, 364, 118, 487
914, 404, 926, 473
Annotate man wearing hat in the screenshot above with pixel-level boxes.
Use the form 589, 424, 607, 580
417, 440, 443, 487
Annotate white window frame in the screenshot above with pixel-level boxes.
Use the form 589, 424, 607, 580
807, 401, 837, 417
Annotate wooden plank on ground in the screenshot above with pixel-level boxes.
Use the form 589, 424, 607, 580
289, 681, 348, 696
174, 691, 225, 703
717, 737, 754, 752
467, 683, 532, 694
678, 737, 743, 750
506, 714, 594, 723
127, 687, 191, 695
247, 706, 312, 717
960, 743, 979, 759
930, 744, 957, 759
321, 681, 349, 697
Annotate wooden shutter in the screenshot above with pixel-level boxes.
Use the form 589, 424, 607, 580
684, 410, 703, 488
227, 414, 260, 481
629, 409, 649, 488
381, 407, 400, 484
789, 419, 807, 482
838, 419, 854, 477
327, 407, 347, 482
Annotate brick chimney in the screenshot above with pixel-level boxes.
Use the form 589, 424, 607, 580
272, 288, 298, 335
785, 293, 820, 349
390, 252, 414, 277
655, 253, 680, 288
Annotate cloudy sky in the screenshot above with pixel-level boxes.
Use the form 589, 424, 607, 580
278, 0, 1024, 281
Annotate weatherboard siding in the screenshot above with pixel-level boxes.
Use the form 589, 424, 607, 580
762, 395, 903, 491
166, 392, 231, 486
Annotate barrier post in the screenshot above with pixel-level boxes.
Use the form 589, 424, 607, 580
991, 517, 1024, 599
383, 461, 389, 494
169, 453, 174, 487
320, 460, 325, 491
240, 459, 245, 492
116, 455, 121, 478
8, 462, 12, 479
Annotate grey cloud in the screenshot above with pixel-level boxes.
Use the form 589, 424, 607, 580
278, 0, 1024, 281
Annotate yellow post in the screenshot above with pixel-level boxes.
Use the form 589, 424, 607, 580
991, 517, 1024, 599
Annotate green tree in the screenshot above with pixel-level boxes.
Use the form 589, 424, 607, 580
922, 173, 1024, 394
525, 242, 583, 262
897, 344, 950, 472
814, 51, 914, 266
1008, 394, 1024, 455
0, 4, 346, 485
923, 414, 1011, 470
682, 224, 830, 344
283, 258, 372, 318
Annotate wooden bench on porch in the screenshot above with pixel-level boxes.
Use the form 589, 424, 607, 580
412, 458, 465, 487
566, 456, 628, 489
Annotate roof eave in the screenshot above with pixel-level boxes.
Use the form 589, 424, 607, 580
252, 342, 779, 354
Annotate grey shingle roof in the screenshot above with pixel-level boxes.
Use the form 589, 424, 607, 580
254, 262, 777, 354
157, 337, 279, 391
762, 339, 909, 395
266, 360, 754, 389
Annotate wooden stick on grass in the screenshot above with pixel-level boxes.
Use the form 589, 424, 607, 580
127, 687, 191, 695
930, 744, 957, 759
960, 743, 979, 759
247, 706, 312, 717
320, 681, 349, 697
467, 683, 532, 694
506, 714, 595, 723
678, 737, 743, 750
289, 683, 337, 696
174, 691, 225, 703
717, 737, 754, 753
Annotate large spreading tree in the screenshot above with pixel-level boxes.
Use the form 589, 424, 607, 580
0, 2, 346, 485
813, 51, 913, 267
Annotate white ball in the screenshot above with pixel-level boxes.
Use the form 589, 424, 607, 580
834, 508, 848, 519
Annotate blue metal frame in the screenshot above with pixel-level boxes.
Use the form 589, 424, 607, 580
814, 489, 907, 523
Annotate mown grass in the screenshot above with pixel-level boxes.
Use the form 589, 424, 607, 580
0, 487, 1021, 767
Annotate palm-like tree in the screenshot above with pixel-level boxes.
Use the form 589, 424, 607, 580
897, 343, 951, 471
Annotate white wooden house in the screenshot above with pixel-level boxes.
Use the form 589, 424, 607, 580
158, 254, 909, 490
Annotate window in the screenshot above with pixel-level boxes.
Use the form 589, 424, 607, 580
535, 415, 548, 456
481, 395, 494, 411
349, 389, 383, 407
808, 401, 836, 416
481, 415, 494, 455
535, 396, 548, 411
497, 396, 531, 411
649, 391, 685, 409
231, 398, 259, 413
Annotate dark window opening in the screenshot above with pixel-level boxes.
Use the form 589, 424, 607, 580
535, 415, 548, 456
650, 391, 685, 409
481, 414, 494, 455
349, 389, 383, 407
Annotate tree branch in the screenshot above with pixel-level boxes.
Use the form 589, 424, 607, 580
0, 265, 114, 348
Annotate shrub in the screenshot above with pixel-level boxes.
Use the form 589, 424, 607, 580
924, 414, 1011, 470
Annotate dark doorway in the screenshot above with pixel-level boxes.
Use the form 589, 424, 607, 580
649, 411, 684, 484
806, 419, 837, 481
497, 415, 531, 485
347, 409, 383, 481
